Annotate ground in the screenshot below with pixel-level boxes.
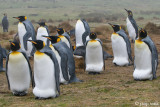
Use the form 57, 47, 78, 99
0, 31, 160, 107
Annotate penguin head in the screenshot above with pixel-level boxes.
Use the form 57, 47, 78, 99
13, 16, 27, 22
89, 32, 97, 40
124, 8, 133, 17
28, 40, 45, 50
108, 23, 121, 32
43, 36, 61, 44
3, 13, 7, 16
10, 41, 20, 51
139, 28, 147, 39
38, 22, 46, 27
56, 28, 65, 35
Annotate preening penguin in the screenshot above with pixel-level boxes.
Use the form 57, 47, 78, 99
36, 22, 50, 46
74, 19, 90, 57
56, 28, 73, 51
5, 41, 33, 96
109, 23, 132, 66
43, 36, 69, 84
125, 9, 138, 43
13, 16, 36, 57
29, 40, 60, 99
44, 36, 82, 83
133, 29, 158, 80
2, 13, 9, 32
85, 33, 105, 74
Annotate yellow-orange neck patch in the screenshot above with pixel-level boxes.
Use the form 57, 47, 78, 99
58, 35, 64, 38
90, 40, 97, 42
11, 51, 21, 55
135, 39, 143, 44
35, 51, 44, 55
112, 32, 119, 35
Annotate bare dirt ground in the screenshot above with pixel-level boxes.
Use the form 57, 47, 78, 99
0, 31, 160, 107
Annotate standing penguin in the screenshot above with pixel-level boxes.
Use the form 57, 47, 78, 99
2, 13, 9, 32
56, 28, 73, 52
5, 41, 33, 96
13, 16, 36, 57
43, 36, 69, 84
74, 19, 90, 57
37, 22, 50, 46
125, 9, 138, 43
44, 36, 82, 83
29, 40, 60, 99
85, 33, 105, 74
109, 23, 132, 66
133, 29, 158, 80
0, 45, 5, 72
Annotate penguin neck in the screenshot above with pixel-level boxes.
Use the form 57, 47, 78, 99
112, 32, 118, 35
35, 50, 44, 55
11, 51, 20, 55
58, 35, 64, 38
90, 39, 97, 42
136, 38, 143, 44
49, 44, 54, 48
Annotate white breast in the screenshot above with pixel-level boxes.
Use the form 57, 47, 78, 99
33, 53, 57, 98
36, 27, 49, 45
85, 41, 104, 72
18, 23, 26, 50
133, 41, 152, 80
126, 17, 136, 40
75, 20, 85, 47
8, 52, 30, 92
111, 33, 129, 66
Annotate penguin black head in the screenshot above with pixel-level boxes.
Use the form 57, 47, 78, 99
13, 16, 27, 22
139, 28, 147, 39
89, 32, 97, 40
10, 41, 20, 51
3, 13, 7, 16
28, 40, 45, 50
43, 36, 61, 44
38, 22, 46, 27
108, 23, 121, 32
124, 8, 133, 17
56, 28, 65, 35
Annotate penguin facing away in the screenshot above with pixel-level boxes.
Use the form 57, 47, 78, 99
133, 29, 158, 80
36, 22, 50, 46
56, 28, 73, 52
44, 36, 82, 83
125, 9, 138, 43
74, 19, 90, 57
5, 41, 34, 96
109, 23, 132, 66
13, 16, 36, 57
85, 32, 105, 74
29, 40, 60, 99
43, 36, 69, 84
2, 13, 9, 32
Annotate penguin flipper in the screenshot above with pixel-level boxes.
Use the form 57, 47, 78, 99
73, 46, 85, 57
0, 45, 5, 72
142, 36, 158, 79
2, 48, 8, 58
5, 53, 11, 90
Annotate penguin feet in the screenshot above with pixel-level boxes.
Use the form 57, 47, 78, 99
13, 91, 27, 96
113, 63, 118, 66
35, 97, 51, 100
88, 72, 100, 75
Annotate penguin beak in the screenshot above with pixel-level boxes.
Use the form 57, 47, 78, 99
9, 41, 15, 46
13, 17, 20, 19
108, 23, 114, 27
124, 8, 128, 12
56, 29, 60, 32
42, 36, 51, 40
27, 40, 37, 44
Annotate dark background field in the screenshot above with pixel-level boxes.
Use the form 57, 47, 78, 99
0, 0, 160, 107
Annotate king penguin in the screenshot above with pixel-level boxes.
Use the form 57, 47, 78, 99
133, 28, 158, 80
109, 23, 132, 66
5, 41, 34, 96
44, 36, 82, 83
56, 28, 73, 52
125, 9, 138, 43
36, 22, 50, 46
0, 44, 6, 72
43, 36, 69, 84
85, 32, 105, 74
2, 13, 9, 32
13, 16, 36, 57
28, 40, 60, 99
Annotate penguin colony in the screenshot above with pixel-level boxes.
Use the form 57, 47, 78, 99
0, 8, 158, 100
